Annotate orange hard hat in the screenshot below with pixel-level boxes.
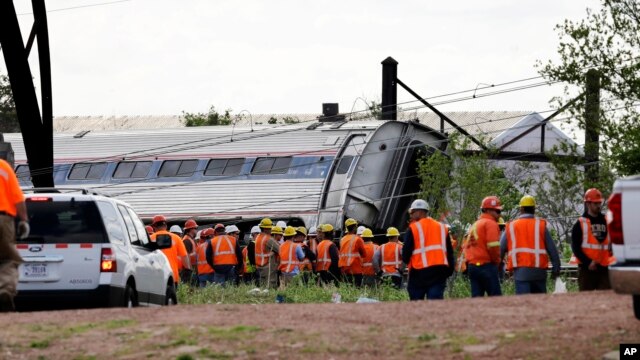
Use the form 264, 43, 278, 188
184, 219, 198, 230
214, 223, 225, 232
145, 225, 154, 235
152, 214, 167, 225
202, 228, 215, 237
481, 196, 502, 210
584, 188, 604, 203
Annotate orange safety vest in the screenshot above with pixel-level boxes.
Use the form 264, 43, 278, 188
577, 217, 613, 266
279, 241, 301, 273
338, 234, 363, 268
242, 245, 256, 273
183, 234, 198, 266
506, 218, 549, 271
316, 240, 333, 272
211, 235, 238, 265
409, 217, 448, 270
196, 241, 214, 275
362, 242, 378, 276
300, 239, 317, 271
380, 242, 402, 274
255, 233, 272, 267
463, 214, 501, 266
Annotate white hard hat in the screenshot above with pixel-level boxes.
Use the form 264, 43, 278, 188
226, 225, 240, 233
169, 225, 182, 234
276, 221, 287, 228
195, 230, 203, 240
410, 199, 429, 212
308, 226, 317, 236
356, 226, 366, 235
251, 225, 261, 234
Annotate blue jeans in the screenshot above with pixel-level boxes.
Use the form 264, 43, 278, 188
468, 263, 502, 297
515, 279, 547, 295
198, 273, 215, 287
213, 268, 236, 286
408, 281, 446, 300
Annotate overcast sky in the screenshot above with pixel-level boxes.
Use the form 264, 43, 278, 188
3, 0, 600, 117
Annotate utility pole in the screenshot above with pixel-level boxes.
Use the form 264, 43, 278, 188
584, 69, 600, 189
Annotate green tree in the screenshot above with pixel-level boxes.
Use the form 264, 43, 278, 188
538, 0, 640, 175
182, 106, 232, 127
0, 74, 20, 132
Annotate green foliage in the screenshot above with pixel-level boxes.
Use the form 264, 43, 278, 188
267, 116, 278, 124
282, 116, 300, 124
182, 106, 232, 127
0, 74, 20, 132
538, 0, 640, 175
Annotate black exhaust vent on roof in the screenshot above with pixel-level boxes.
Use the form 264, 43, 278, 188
319, 103, 345, 122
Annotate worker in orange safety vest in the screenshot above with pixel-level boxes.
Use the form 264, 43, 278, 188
339, 218, 367, 287
279, 226, 306, 286
196, 228, 215, 287
316, 224, 340, 285
181, 219, 199, 286
206, 224, 242, 286
401, 199, 454, 300
150, 215, 190, 287
360, 228, 379, 287
254, 218, 280, 288
463, 196, 503, 297
571, 188, 613, 291
500, 195, 561, 295
373, 227, 404, 288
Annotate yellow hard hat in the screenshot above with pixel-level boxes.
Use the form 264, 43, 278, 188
498, 217, 506, 226
271, 226, 283, 235
259, 218, 273, 228
519, 195, 536, 207
386, 227, 400, 237
320, 224, 334, 233
284, 226, 297, 237
345, 218, 358, 227
361, 228, 374, 238
296, 226, 308, 236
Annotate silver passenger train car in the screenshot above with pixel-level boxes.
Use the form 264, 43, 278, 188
6, 118, 446, 235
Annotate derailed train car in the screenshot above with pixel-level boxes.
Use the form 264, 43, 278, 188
6, 118, 446, 235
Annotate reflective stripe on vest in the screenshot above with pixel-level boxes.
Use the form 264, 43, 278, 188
196, 241, 214, 275
508, 218, 548, 269
381, 243, 401, 267
409, 218, 448, 269
279, 241, 300, 273
316, 240, 332, 271
255, 233, 271, 266
340, 235, 359, 266
213, 235, 237, 265
183, 235, 197, 265
578, 217, 611, 265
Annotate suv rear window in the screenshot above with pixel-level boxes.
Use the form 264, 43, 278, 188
24, 200, 108, 244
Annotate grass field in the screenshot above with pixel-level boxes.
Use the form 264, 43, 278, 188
177, 274, 579, 305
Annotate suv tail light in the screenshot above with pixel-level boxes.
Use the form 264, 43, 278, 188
607, 192, 624, 245
100, 247, 117, 272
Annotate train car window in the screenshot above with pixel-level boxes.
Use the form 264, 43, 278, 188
223, 158, 245, 175
205, 159, 226, 176
68, 162, 107, 180
271, 157, 292, 174
336, 155, 354, 174
159, 160, 198, 177
15, 165, 30, 181
251, 158, 275, 174
113, 161, 152, 179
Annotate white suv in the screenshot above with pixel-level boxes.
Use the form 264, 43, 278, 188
15, 188, 176, 310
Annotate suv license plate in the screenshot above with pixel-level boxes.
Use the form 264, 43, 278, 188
23, 263, 48, 278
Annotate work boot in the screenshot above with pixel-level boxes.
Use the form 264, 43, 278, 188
0, 291, 15, 312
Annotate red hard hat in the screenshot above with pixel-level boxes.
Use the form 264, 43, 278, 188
214, 223, 225, 230
481, 196, 502, 210
584, 188, 604, 203
184, 219, 198, 230
145, 225, 154, 235
152, 215, 167, 225
202, 228, 215, 237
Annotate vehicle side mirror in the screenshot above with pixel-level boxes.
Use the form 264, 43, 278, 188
155, 234, 173, 249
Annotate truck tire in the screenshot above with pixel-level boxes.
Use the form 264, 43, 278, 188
634, 295, 640, 320
165, 283, 177, 306
123, 283, 139, 308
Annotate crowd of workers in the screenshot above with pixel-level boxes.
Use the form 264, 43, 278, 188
145, 188, 613, 301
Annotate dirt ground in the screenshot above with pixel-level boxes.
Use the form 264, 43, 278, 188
0, 290, 638, 360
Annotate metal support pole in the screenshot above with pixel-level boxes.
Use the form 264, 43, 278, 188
381, 57, 398, 120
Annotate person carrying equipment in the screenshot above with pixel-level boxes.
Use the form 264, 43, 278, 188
361, 229, 379, 287
254, 218, 280, 288
316, 224, 340, 285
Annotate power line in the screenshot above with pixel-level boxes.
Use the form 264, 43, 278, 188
17, 0, 131, 16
